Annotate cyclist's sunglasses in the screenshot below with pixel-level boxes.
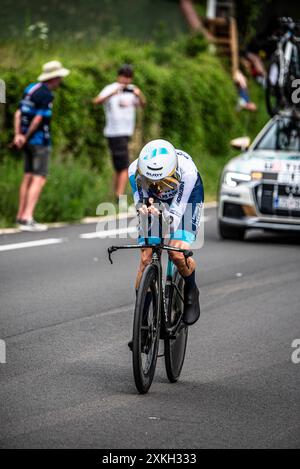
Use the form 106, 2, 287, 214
146, 171, 180, 192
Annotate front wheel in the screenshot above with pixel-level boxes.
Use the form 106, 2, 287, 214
132, 264, 161, 394
164, 270, 188, 383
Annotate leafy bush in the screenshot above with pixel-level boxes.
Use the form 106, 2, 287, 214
0, 155, 115, 226
182, 32, 209, 57
0, 37, 268, 226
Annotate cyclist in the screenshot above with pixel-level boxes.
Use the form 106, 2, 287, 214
128, 139, 204, 333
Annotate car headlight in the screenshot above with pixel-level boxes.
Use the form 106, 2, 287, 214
251, 171, 263, 181
223, 171, 251, 188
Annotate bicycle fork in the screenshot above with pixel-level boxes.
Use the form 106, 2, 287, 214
161, 260, 185, 340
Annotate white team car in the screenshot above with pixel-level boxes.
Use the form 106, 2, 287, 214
218, 112, 300, 240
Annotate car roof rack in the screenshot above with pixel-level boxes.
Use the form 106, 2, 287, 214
277, 108, 300, 120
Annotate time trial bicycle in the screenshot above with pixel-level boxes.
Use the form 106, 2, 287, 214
108, 214, 193, 394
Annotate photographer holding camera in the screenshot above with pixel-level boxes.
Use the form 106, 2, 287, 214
93, 64, 146, 205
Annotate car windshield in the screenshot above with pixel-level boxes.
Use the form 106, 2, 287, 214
254, 117, 300, 152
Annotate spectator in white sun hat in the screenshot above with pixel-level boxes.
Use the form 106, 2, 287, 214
13, 61, 70, 231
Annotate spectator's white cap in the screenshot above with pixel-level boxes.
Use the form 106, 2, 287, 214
38, 61, 70, 82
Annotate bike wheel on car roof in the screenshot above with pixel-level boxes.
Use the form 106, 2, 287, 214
266, 54, 286, 116
284, 50, 300, 110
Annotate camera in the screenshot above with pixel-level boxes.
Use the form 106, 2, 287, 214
122, 84, 135, 93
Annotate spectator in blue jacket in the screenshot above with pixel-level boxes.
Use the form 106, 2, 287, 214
13, 61, 69, 231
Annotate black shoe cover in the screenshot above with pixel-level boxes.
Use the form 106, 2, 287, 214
183, 284, 200, 325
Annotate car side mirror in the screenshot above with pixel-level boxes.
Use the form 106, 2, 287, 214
230, 136, 251, 151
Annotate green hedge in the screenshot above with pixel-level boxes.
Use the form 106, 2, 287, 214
0, 36, 268, 226
0, 155, 116, 227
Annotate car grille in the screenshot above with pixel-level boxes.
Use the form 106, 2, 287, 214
254, 181, 300, 218
223, 202, 245, 219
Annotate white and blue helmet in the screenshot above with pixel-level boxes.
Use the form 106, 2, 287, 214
137, 139, 177, 181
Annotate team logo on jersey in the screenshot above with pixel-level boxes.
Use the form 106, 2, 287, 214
176, 182, 185, 203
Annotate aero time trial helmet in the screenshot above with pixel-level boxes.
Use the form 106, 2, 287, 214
137, 139, 178, 181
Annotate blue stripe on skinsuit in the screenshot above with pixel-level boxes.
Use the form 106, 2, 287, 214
138, 236, 161, 245
129, 174, 137, 192
170, 229, 196, 244
138, 230, 195, 245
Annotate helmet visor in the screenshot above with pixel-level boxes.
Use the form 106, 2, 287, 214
146, 174, 180, 193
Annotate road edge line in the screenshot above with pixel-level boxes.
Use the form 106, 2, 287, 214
0, 201, 217, 235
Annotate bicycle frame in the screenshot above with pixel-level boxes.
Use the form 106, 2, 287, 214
108, 242, 193, 337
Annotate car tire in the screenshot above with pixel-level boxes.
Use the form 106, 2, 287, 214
218, 221, 245, 241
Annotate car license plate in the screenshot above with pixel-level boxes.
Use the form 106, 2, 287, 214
278, 172, 300, 184
275, 196, 300, 210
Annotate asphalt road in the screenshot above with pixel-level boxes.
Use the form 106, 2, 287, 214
0, 208, 300, 449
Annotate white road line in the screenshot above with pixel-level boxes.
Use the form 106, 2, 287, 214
0, 238, 64, 252
80, 226, 137, 239
80, 216, 211, 240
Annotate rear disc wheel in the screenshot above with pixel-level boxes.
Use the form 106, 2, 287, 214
164, 271, 188, 383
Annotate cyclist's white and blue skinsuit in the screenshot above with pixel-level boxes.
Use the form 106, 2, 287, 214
129, 149, 204, 244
